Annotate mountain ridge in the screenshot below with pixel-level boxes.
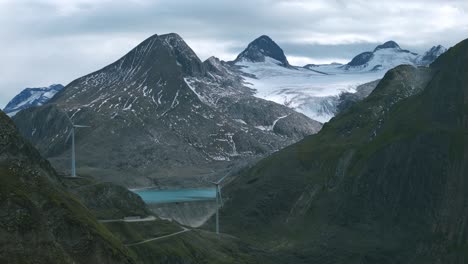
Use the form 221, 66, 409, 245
230, 36, 446, 123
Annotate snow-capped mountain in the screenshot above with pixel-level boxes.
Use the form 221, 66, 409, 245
339, 41, 447, 72
233, 35, 291, 67
417, 45, 448, 65
3, 84, 64, 116
233, 37, 446, 122
12, 33, 321, 188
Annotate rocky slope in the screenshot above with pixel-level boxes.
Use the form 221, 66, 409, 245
63, 178, 152, 219
218, 38, 468, 263
3, 84, 64, 116
0, 110, 135, 264
13, 33, 321, 188
336, 79, 381, 112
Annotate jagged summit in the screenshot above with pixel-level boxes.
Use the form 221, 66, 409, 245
203, 56, 226, 75
204, 56, 219, 65
234, 35, 290, 67
419, 44, 448, 65
373, 40, 401, 52
49, 32, 206, 107
158, 33, 204, 75
75, 32, 204, 82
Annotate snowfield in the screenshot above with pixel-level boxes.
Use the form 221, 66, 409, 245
236, 58, 384, 122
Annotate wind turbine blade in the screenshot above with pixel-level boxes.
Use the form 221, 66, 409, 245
73, 125, 90, 128
65, 112, 73, 125
216, 173, 229, 184
65, 129, 73, 143
218, 186, 223, 207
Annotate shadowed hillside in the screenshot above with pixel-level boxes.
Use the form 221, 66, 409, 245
0, 110, 135, 263
219, 38, 468, 263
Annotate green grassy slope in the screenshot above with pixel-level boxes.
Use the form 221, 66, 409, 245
219, 38, 468, 263
0, 111, 135, 264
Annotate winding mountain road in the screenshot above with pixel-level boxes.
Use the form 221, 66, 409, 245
125, 227, 191, 246
98, 216, 158, 223
98, 216, 191, 246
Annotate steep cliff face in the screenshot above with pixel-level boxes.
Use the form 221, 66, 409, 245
0, 111, 134, 264
219, 38, 468, 263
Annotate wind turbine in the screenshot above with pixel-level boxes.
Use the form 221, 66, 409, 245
65, 113, 90, 177
211, 173, 229, 235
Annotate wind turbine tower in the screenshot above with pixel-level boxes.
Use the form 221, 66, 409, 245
211, 174, 229, 235
65, 113, 90, 177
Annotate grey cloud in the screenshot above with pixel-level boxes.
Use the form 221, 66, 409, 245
1, 0, 468, 107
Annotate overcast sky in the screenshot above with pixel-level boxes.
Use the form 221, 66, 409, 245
1, 0, 468, 108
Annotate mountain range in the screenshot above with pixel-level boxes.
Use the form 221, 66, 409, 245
9, 34, 446, 189
12, 33, 321, 188
234, 37, 446, 122
6, 37, 446, 123
3, 30, 468, 264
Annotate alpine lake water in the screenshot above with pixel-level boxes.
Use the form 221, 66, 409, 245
132, 188, 217, 204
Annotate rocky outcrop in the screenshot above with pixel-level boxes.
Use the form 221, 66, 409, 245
336, 79, 381, 112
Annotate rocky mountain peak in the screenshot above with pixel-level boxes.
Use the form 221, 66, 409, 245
234, 35, 290, 67
158, 33, 205, 76
343, 40, 445, 71
373, 40, 401, 52
3, 84, 64, 116
203, 56, 226, 75
419, 44, 448, 65
103, 32, 204, 77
